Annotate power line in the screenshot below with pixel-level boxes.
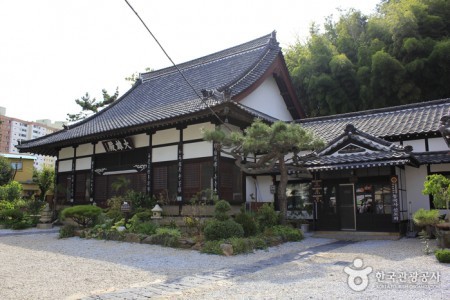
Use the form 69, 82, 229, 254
124, 0, 230, 128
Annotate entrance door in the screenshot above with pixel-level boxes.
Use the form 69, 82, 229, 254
339, 184, 356, 230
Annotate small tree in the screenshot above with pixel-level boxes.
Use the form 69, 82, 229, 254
33, 166, 55, 202
0, 156, 13, 186
423, 174, 450, 221
204, 119, 324, 224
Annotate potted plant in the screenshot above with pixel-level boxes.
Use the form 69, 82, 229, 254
422, 175, 450, 248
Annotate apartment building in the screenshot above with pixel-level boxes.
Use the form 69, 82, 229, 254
0, 107, 63, 170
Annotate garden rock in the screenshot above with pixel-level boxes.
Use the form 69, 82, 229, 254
141, 236, 154, 244
124, 233, 141, 244
220, 243, 233, 256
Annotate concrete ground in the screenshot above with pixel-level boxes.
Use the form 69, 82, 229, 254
0, 228, 448, 299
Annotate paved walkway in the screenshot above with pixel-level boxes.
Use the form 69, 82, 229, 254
83, 241, 355, 299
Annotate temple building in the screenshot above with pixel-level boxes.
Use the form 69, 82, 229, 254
17, 32, 450, 234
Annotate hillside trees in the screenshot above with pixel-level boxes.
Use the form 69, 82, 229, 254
286, 0, 450, 117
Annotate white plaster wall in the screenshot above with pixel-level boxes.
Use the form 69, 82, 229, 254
59, 147, 74, 159
133, 133, 149, 148
184, 122, 214, 141
76, 157, 91, 171
184, 141, 212, 159
404, 139, 425, 152
153, 128, 179, 145
428, 137, 448, 151
240, 77, 293, 121
246, 176, 274, 203
257, 176, 275, 202
76, 143, 93, 157
153, 145, 177, 162
405, 165, 430, 213
95, 142, 106, 154
58, 160, 72, 172
430, 163, 450, 173
246, 177, 257, 202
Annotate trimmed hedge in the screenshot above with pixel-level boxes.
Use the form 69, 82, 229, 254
61, 205, 102, 228
435, 249, 450, 263
204, 219, 244, 241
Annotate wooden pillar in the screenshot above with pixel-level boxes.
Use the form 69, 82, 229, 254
146, 131, 154, 196
53, 149, 60, 208
177, 126, 185, 203
212, 142, 220, 198
89, 142, 97, 204
70, 146, 78, 204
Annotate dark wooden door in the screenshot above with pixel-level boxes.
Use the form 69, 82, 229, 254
339, 184, 356, 230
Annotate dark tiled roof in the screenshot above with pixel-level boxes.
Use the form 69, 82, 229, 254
414, 151, 450, 164
18, 33, 283, 155
299, 99, 450, 142
304, 124, 416, 171
305, 152, 413, 171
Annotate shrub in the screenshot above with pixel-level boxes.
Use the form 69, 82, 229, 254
435, 249, 450, 263
265, 225, 303, 242
234, 211, 258, 237
150, 227, 181, 247
201, 240, 222, 255
214, 200, 231, 221
256, 203, 279, 231
61, 205, 102, 228
0, 208, 24, 227
204, 219, 244, 241
129, 221, 158, 235
11, 219, 32, 230
413, 209, 440, 227
0, 181, 23, 202
0, 200, 14, 211
59, 224, 77, 238
126, 191, 156, 211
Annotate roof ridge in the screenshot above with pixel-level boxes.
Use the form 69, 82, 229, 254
141, 32, 274, 82
299, 98, 450, 124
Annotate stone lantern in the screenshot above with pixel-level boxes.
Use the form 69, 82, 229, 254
151, 204, 163, 219
37, 203, 53, 229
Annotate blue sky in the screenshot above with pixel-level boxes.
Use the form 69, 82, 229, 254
0, 0, 380, 122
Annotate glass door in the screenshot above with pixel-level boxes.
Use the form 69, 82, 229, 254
339, 184, 356, 230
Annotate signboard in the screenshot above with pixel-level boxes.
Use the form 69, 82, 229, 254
212, 143, 220, 194
102, 138, 134, 152
391, 175, 400, 223
311, 179, 322, 202
270, 185, 276, 194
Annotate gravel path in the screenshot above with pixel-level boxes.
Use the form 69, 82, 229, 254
0, 229, 448, 299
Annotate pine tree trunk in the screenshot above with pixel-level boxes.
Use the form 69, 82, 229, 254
278, 156, 288, 225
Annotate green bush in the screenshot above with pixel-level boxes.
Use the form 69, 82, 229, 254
256, 203, 279, 231
59, 224, 77, 238
0, 181, 23, 202
265, 225, 303, 242
204, 219, 244, 241
413, 209, 440, 227
234, 211, 258, 237
11, 219, 32, 230
126, 191, 156, 211
130, 221, 158, 235
435, 249, 450, 263
61, 205, 102, 228
214, 200, 231, 221
150, 227, 181, 247
104, 209, 123, 222
0, 200, 14, 211
0, 208, 24, 227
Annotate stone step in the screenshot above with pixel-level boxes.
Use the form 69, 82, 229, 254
312, 231, 401, 241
